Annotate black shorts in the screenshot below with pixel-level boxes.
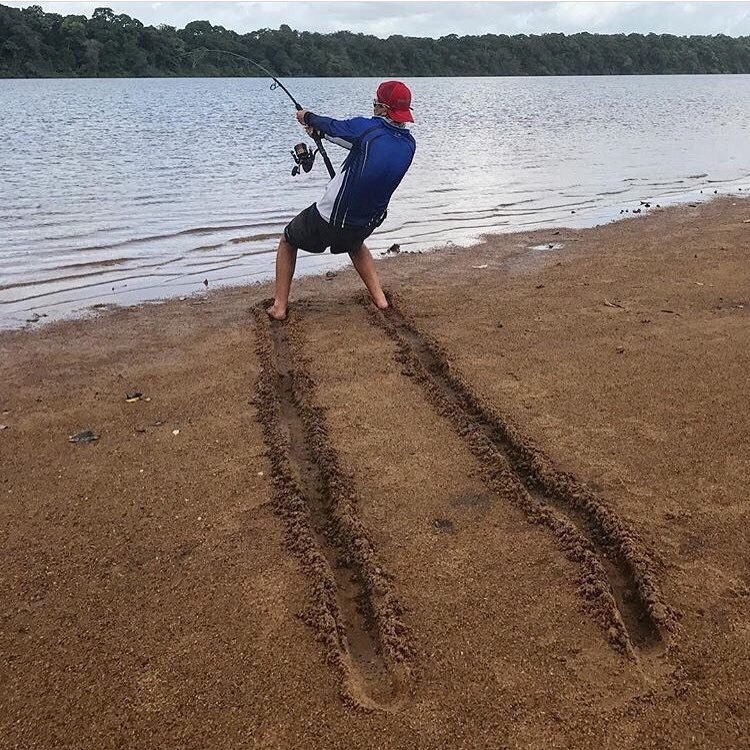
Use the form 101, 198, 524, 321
284, 203, 374, 255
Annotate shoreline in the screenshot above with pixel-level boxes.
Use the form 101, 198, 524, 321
3, 186, 748, 334
2, 197, 750, 747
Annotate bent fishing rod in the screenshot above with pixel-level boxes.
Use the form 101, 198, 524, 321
183, 48, 336, 179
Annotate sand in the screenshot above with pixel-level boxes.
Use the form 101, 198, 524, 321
1, 198, 749, 748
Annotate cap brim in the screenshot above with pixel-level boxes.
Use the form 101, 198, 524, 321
389, 109, 414, 123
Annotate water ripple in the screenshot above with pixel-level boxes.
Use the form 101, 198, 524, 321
2, 74, 750, 329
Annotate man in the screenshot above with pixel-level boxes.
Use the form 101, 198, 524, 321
266, 80, 416, 321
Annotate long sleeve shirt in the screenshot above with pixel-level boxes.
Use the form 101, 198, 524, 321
304, 112, 416, 229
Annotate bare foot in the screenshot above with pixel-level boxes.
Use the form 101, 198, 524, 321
266, 303, 287, 321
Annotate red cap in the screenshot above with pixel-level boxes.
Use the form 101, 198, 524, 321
376, 80, 414, 123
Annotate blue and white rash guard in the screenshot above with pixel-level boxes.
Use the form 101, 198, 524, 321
304, 113, 416, 230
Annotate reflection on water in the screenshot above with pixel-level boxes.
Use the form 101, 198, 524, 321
1, 75, 749, 328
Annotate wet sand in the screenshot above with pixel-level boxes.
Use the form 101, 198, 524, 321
1, 198, 749, 748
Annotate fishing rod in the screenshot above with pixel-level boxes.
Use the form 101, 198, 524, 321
183, 48, 336, 179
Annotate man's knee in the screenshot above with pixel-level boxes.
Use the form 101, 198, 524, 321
349, 243, 369, 260
279, 237, 297, 254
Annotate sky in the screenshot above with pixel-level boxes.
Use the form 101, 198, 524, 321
6, 1, 750, 38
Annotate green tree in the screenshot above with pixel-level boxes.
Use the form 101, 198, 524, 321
1, 4, 750, 78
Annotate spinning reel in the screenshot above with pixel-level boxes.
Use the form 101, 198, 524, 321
291, 141, 317, 176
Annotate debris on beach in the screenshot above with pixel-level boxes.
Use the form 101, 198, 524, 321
203, 279, 209, 287
68, 430, 99, 444
433, 518, 456, 534
325, 270, 337, 280
386, 243, 401, 254
472, 264, 488, 269
25, 313, 47, 324
603, 299, 626, 309
0, 424, 8, 431
125, 391, 143, 402
172, 429, 180, 436
530, 242, 564, 251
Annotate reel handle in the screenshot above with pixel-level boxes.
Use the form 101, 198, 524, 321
295, 106, 336, 179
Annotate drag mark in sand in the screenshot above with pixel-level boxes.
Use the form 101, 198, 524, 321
366, 293, 678, 662
252, 308, 412, 710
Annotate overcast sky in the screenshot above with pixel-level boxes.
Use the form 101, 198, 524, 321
7, 1, 750, 37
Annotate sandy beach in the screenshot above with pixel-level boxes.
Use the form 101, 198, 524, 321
1, 197, 749, 748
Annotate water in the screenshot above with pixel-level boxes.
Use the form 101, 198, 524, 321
2, 75, 749, 329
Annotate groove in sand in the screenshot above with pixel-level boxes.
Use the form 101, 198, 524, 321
365, 292, 678, 662
252, 307, 411, 710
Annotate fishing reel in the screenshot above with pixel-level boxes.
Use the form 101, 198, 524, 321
291, 142, 317, 176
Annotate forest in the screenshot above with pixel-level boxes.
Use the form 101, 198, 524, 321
2, 4, 750, 77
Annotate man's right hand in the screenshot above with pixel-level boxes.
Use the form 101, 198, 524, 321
295, 109, 308, 125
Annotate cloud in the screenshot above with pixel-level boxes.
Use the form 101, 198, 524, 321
5, 1, 750, 37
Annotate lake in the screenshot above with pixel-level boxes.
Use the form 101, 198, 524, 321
2, 75, 749, 329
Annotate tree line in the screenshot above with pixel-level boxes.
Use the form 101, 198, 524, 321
2, 4, 750, 78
